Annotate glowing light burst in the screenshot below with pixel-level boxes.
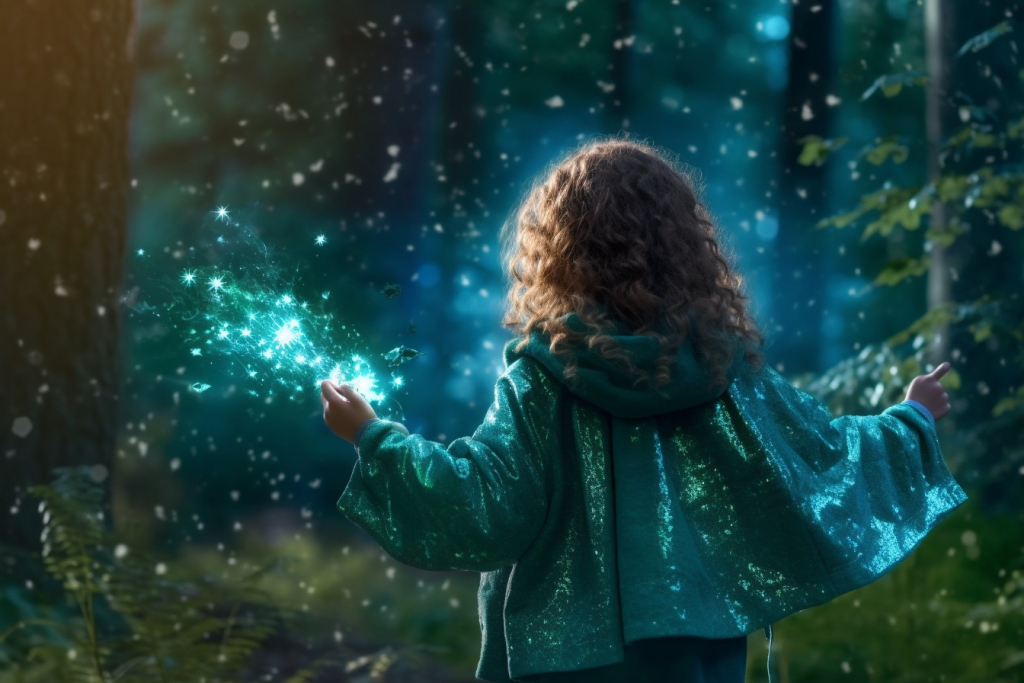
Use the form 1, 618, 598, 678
275, 320, 300, 346
326, 358, 384, 402
142, 204, 398, 408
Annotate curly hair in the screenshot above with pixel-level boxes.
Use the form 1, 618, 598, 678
499, 137, 765, 395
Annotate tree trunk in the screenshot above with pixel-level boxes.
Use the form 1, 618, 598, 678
608, 0, 634, 131
924, 0, 955, 365
775, 0, 837, 375
0, 0, 135, 558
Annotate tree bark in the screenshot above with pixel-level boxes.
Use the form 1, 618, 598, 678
0, 0, 135, 557
924, 0, 955, 365
609, 0, 634, 131
775, 0, 837, 375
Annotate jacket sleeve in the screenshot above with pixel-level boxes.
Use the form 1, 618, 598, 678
743, 366, 968, 590
336, 360, 554, 572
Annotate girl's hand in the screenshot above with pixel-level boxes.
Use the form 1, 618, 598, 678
905, 361, 952, 422
320, 380, 378, 443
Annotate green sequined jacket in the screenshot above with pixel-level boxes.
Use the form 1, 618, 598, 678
336, 315, 968, 683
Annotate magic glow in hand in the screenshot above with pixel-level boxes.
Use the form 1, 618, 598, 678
138, 204, 403, 407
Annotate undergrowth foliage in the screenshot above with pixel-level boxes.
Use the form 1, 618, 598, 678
0, 467, 430, 682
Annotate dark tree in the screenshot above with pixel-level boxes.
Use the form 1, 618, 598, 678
0, 0, 135, 555
608, 0, 634, 130
775, 0, 837, 374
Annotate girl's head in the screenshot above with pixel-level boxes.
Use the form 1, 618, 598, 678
500, 137, 765, 392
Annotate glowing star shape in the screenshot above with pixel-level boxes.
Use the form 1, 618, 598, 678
208, 275, 225, 292
325, 364, 384, 402
241, 328, 252, 337
218, 328, 230, 339
190, 382, 212, 393
213, 206, 230, 222
190, 348, 202, 356
315, 234, 326, 246
349, 375, 383, 402
392, 375, 404, 387
181, 269, 197, 286
275, 320, 300, 346
136, 249, 145, 256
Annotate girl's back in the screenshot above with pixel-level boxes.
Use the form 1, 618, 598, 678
322, 139, 966, 683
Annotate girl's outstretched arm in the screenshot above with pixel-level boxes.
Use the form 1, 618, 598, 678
329, 361, 555, 573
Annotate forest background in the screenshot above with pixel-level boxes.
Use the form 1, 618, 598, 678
1, 0, 1023, 681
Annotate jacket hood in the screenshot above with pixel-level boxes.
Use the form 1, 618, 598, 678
503, 311, 751, 419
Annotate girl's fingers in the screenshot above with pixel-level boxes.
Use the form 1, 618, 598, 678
321, 380, 347, 407
336, 383, 369, 408
928, 361, 951, 380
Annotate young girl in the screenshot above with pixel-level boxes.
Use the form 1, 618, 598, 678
320, 139, 966, 683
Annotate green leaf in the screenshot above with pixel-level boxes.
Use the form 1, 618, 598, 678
1008, 116, 1024, 139
956, 21, 1013, 57
872, 256, 930, 286
971, 321, 993, 343
947, 125, 1004, 151
860, 70, 929, 101
863, 137, 909, 165
992, 386, 1024, 417
816, 208, 864, 230
924, 219, 968, 248
885, 303, 961, 347
997, 203, 1024, 230
861, 194, 929, 241
797, 134, 849, 166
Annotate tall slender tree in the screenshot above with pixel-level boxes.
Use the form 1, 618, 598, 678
924, 0, 956, 364
0, 0, 135, 555
775, 0, 837, 374
608, 0, 634, 131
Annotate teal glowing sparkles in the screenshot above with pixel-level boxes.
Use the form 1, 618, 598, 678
392, 376, 404, 387
154, 204, 393, 406
275, 320, 300, 346
190, 382, 211, 393
137, 249, 145, 256
315, 234, 326, 246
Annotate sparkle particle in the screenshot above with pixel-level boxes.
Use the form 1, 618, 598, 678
275, 320, 300, 346
181, 270, 197, 286
190, 382, 212, 393
190, 348, 202, 357
213, 206, 230, 222
208, 275, 225, 292
315, 234, 326, 246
